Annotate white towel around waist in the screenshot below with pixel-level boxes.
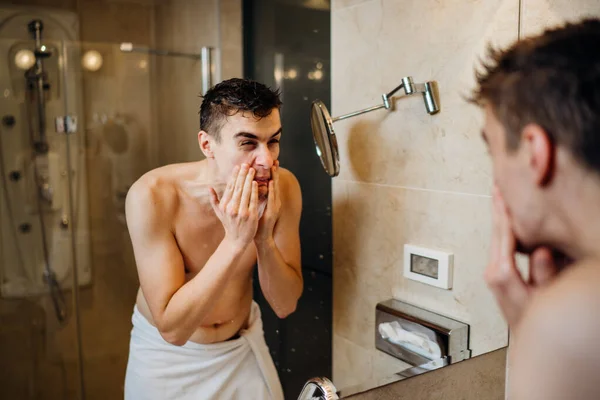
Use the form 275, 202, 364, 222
124, 301, 284, 400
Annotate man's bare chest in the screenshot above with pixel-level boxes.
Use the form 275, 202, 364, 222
173, 215, 257, 276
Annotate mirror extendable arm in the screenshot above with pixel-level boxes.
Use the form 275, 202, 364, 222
330, 76, 439, 124
331, 102, 387, 123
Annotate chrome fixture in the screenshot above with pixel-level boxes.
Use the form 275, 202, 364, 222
310, 76, 440, 177
297, 377, 339, 400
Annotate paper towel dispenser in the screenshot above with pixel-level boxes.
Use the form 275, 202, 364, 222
375, 299, 471, 367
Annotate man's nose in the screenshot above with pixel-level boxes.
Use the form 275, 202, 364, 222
254, 145, 274, 169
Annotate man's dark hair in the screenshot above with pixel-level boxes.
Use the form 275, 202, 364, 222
470, 18, 600, 173
200, 78, 282, 142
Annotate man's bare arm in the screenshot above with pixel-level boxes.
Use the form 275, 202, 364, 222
256, 168, 303, 318
510, 262, 600, 400
126, 167, 258, 345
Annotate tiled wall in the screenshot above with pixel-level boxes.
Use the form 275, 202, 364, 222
331, 0, 517, 388
331, 0, 600, 394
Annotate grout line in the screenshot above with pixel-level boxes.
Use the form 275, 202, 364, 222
332, 0, 379, 12
335, 179, 492, 198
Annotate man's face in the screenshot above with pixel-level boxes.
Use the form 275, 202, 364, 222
209, 109, 282, 200
482, 105, 545, 251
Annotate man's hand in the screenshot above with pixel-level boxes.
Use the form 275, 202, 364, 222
209, 164, 259, 249
255, 160, 282, 244
485, 185, 560, 329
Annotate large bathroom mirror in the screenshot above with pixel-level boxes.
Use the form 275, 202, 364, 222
249, 0, 516, 397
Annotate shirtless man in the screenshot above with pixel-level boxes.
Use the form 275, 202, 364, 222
123, 78, 302, 400
472, 18, 600, 399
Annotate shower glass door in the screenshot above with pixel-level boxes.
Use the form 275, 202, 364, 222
63, 38, 210, 399
1, 35, 211, 399
0, 36, 88, 399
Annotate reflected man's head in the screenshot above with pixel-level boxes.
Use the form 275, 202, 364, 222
471, 18, 600, 250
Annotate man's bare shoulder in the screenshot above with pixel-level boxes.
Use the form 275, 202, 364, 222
126, 162, 202, 222
278, 167, 302, 211
127, 169, 176, 212
511, 260, 600, 399
529, 260, 600, 323
278, 168, 301, 196
522, 260, 600, 347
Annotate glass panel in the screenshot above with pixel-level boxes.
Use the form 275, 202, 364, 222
63, 39, 209, 398
1, 2, 220, 398
1, 36, 214, 400
0, 35, 85, 399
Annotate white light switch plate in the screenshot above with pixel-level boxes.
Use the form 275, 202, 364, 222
403, 244, 453, 289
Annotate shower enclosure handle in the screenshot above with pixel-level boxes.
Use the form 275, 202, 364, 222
274, 52, 285, 109
201, 47, 212, 95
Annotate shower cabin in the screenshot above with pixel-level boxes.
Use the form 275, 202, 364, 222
0, 4, 216, 398
0, 8, 91, 316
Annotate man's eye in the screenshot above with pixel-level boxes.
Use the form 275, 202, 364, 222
269, 139, 280, 145
241, 141, 256, 146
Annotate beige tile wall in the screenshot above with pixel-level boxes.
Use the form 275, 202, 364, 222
79, 0, 154, 45
331, 0, 519, 390
521, 0, 600, 38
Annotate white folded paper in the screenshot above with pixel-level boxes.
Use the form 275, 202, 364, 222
378, 321, 442, 360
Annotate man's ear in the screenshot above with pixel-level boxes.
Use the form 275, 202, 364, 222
199, 130, 215, 159
522, 123, 554, 186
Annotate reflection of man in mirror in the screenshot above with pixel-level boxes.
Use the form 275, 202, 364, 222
472, 18, 600, 399
123, 78, 303, 400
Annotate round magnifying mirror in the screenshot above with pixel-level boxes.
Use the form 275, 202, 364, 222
311, 100, 340, 177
